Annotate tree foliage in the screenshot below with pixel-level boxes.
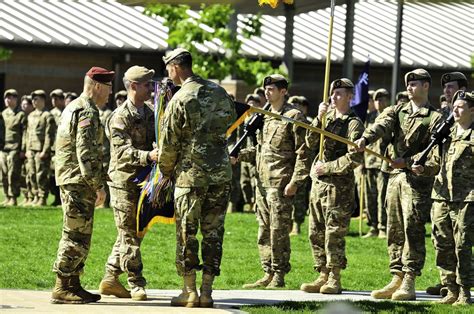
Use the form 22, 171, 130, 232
0, 47, 12, 61
145, 4, 283, 86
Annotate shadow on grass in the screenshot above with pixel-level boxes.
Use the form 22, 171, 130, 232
242, 300, 455, 313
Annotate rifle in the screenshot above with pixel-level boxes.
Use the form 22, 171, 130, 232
413, 112, 454, 166
229, 103, 271, 157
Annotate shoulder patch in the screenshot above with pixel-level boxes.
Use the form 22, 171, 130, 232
78, 118, 91, 128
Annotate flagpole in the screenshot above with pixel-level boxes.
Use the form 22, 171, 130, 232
319, 0, 336, 161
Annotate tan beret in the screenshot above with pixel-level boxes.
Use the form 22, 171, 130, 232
329, 78, 354, 95
404, 68, 431, 86
31, 89, 47, 98
115, 90, 127, 100
452, 90, 474, 105
162, 48, 191, 66
374, 88, 389, 100
124, 66, 155, 83
3, 89, 18, 98
441, 72, 467, 87
50, 89, 64, 98
245, 93, 261, 103
263, 74, 288, 88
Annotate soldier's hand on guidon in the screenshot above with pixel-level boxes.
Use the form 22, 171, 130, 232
352, 138, 366, 152
314, 160, 326, 177
411, 164, 424, 175
148, 149, 159, 162
317, 102, 329, 120
230, 156, 238, 165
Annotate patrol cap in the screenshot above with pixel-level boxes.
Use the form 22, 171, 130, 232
452, 90, 474, 106
404, 68, 431, 86
441, 72, 468, 88
254, 87, 265, 95
245, 93, 261, 103
374, 88, 389, 100
439, 94, 447, 103
263, 74, 289, 89
288, 95, 309, 106
329, 78, 354, 95
50, 89, 64, 98
368, 90, 375, 99
86, 66, 115, 83
124, 66, 155, 83
65, 92, 78, 99
115, 90, 127, 100
396, 91, 409, 102
3, 89, 18, 98
31, 89, 47, 99
162, 48, 191, 66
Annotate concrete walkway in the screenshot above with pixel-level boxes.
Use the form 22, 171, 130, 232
0, 289, 442, 313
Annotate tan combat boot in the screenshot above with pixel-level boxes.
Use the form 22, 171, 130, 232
1, 197, 11, 206
289, 222, 301, 236
266, 272, 285, 289
171, 273, 199, 307
371, 273, 404, 299
378, 230, 387, 239
453, 286, 472, 306
99, 273, 131, 298
6, 197, 17, 206
300, 266, 329, 293
438, 284, 459, 304
362, 227, 378, 238
131, 286, 147, 301
320, 267, 342, 294
51, 275, 101, 304
242, 273, 273, 288
200, 273, 215, 308
392, 272, 416, 300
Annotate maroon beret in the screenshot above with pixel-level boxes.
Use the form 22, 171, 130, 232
86, 67, 115, 83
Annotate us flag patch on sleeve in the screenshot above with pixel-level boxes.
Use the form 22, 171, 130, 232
79, 118, 91, 128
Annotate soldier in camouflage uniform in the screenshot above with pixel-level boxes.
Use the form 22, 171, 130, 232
51, 67, 113, 304
355, 69, 442, 301
158, 49, 235, 308
99, 66, 157, 302
19, 96, 34, 205
1, 89, 26, 206
362, 89, 391, 239
426, 72, 468, 296
414, 90, 473, 306
300, 79, 364, 294
25, 90, 55, 206
239, 74, 310, 289
49, 89, 66, 206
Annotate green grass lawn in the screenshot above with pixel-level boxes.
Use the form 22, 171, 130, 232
0, 198, 461, 313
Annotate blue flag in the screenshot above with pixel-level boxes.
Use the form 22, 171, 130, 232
350, 60, 370, 122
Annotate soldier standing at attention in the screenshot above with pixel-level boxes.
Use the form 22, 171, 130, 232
25, 90, 55, 206
99, 66, 157, 301
413, 90, 473, 306
239, 74, 310, 289
354, 69, 442, 301
19, 96, 34, 205
362, 88, 392, 239
51, 67, 112, 304
158, 48, 236, 307
49, 89, 66, 206
300, 79, 364, 294
1, 89, 26, 206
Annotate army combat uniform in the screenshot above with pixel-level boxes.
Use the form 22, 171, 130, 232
25, 105, 55, 205
1, 104, 26, 205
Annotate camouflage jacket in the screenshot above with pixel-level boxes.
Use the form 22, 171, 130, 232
55, 94, 104, 190
239, 103, 310, 188
99, 108, 113, 166
428, 123, 473, 202
2, 106, 26, 151
108, 99, 155, 189
306, 108, 364, 182
364, 110, 391, 170
362, 101, 441, 174
50, 107, 63, 153
158, 75, 236, 187
25, 108, 55, 153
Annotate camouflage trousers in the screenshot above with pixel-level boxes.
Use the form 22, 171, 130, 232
292, 178, 309, 225
386, 172, 433, 276
26, 150, 50, 199
364, 169, 388, 232
255, 183, 292, 275
21, 162, 33, 200
229, 164, 243, 212
240, 161, 256, 205
174, 183, 231, 276
432, 200, 473, 287
309, 177, 354, 271
105, 186, 145, 288
0, 150, 22, 198
53, 184, 95, 276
